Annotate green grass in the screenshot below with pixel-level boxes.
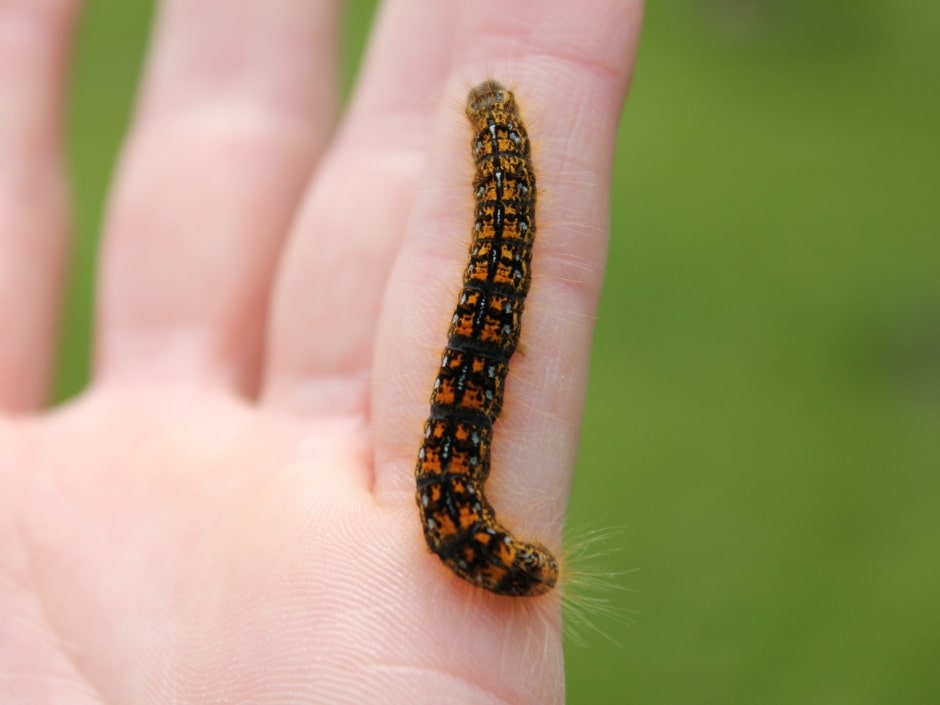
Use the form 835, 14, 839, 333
569, 3, 940, 702
60, 2, 940, 702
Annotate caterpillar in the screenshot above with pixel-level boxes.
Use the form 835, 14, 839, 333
415, 80, 558, 597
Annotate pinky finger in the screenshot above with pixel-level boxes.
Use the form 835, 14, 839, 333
0, 1, 77, 411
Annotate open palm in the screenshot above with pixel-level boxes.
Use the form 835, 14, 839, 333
0, 1, 641, 702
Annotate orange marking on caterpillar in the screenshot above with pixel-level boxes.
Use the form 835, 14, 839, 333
415, 80, 558, 597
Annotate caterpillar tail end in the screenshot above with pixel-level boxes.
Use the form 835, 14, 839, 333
491, 537, 559, 597
418, 489, 559, 597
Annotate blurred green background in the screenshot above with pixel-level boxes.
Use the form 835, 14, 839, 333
61, 1, 939, 703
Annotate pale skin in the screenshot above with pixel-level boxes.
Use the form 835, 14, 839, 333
0, 0, 642, 703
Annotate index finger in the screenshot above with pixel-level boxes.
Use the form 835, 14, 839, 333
371, 0, 644, 559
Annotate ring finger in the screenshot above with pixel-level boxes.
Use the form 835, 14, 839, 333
95, 0, 339, 394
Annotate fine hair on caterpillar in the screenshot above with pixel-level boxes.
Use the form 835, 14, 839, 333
415, 80, 559, 597
559, 526, 636, 648
442, 525, 634, 648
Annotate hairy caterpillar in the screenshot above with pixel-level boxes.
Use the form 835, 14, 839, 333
415, 80, 558, 597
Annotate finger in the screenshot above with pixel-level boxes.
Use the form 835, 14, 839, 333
95, 0, 338, 394
0, 0, 79, 411
261, 0, 459, 415
371, 0, 644, 552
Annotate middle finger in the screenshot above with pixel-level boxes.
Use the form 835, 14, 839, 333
261, 0, 459, 415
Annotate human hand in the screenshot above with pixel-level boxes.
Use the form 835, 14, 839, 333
0, 0, 642, 702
